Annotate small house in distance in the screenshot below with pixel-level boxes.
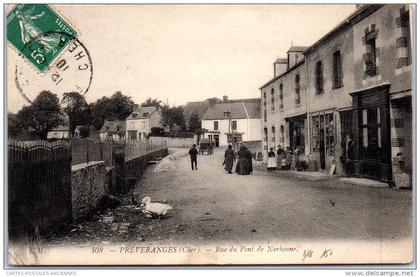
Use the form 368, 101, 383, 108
126, 106, 162, 141
201, 96, 261, 147
99, 120, 126, 142
47, 125, 70, 139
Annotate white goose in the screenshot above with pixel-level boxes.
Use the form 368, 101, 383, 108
141, 197, 172, 219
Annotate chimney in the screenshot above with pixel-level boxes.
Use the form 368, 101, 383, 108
223, 95, 228, 102
273, 58, 288, 77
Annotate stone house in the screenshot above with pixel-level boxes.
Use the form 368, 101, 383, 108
349, 4, 413, 184
259, 4, 413, 185
260, 47, 308, 161
47, 125, 70, 139
99, 120, 126, 142
126, 106, 162, 141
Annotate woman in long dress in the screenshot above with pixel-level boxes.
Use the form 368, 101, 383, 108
276, 145, 284, 169
235, 145, 251, 175
223, 145, 235, 174
267, 148, 277, 170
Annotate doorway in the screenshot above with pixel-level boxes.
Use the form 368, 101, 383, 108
350, 85, 392, 182
214, 135, 219, 147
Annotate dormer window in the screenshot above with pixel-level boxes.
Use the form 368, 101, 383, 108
143, 112, 149, 117
132, 112, 138, 118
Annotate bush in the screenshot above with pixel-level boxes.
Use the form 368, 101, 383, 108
150, 127, 165, 135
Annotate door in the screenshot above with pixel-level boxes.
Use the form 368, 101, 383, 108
351, 87, 392, 182
214, 135, 219, 147
359, 107, 386, 180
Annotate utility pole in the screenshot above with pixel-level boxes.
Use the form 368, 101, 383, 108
224, 110, 231, 147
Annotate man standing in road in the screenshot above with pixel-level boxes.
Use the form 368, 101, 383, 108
189, 144, 198, 170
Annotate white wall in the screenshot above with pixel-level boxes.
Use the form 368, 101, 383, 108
202, 118, 261, 146
47, 131, 69, 139
126, 111, 162, 140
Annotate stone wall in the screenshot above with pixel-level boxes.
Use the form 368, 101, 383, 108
71, 161, 108, 220
149, 136, 197, 148
124, 148, 169, 179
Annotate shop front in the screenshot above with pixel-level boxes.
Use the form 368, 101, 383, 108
285, 114, 306, 154
349, 83, 392, 183
310, 110, 337, 171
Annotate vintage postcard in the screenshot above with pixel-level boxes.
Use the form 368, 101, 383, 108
5, 3, 414, 266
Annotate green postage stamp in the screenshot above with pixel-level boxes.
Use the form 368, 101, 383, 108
7, 4, 78, 73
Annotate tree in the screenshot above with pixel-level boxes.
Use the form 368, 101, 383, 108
78, 126, 90, 138
90, 91, 135, 130
8, 113, 22, 138
161, 105, 186, 130
61, 92, 90, 135
188, 112, 201, 131
15, 91, 64, 139
141, 98, 162, 108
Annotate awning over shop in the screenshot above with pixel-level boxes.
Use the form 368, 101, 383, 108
285, 112, 306, 121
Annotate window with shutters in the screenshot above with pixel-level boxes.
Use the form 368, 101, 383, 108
333, 51, 343, 88
279, 83, 284, 109
315, 61, 324, 94
362, 24, 379, 78
295, 74, 301, 104
271, 88, 275, 111
232, 120, 237, 131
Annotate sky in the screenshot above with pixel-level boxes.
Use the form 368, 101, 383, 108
7, 4, 356, 113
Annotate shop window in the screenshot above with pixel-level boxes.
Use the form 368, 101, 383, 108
279, 83, 284, 109
333, 51, 343, 88
311, 113, 335, 156
315, 61, 323, 94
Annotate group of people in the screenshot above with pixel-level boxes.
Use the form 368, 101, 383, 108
267, 145, 301, 171
188, 143, 253, 175
223, 144, 253, 175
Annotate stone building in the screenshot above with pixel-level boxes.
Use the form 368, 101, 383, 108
126, 106, 162, 141
259, 4, 412, 186
260, 46, 308, 161
349, 4, 413, 185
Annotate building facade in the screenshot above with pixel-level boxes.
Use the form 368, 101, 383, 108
126, 106, 162, 141
349, 4, 412, 184
201, 98, 261, 147
260, 47, 308, 162
47, 125, 70, 139
259, 4, 413, 186
99, 120, 126, 142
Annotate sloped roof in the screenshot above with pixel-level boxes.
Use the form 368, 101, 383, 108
99, 120, 126, 133
127, 106, 158, 119
243, 101, 261, 119
202, 99, 261, 120
49, 125, 70, 132
183, 101, 212, 121
287, 46, 308, 52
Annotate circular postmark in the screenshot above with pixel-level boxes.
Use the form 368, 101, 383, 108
14, 30, 93, 103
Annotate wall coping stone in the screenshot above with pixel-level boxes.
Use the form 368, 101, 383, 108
72, 161, 105, 172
